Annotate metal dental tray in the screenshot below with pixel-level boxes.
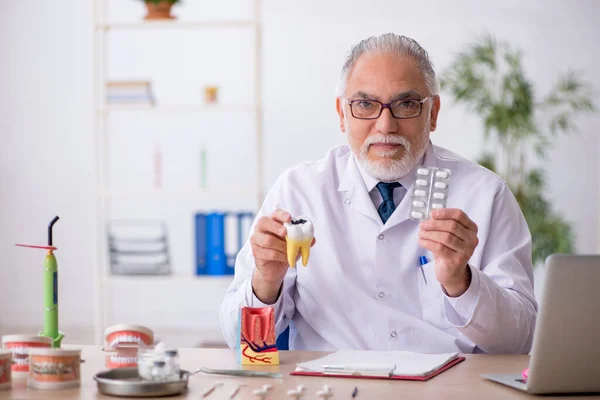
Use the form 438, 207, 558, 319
94, 367, 189, 397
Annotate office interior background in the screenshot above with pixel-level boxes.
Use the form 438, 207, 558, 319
1, 0, 599, 348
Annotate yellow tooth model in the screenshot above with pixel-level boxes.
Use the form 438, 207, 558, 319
284, 216, 314, 268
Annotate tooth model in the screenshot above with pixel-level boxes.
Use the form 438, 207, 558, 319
238, 307, 279, 365
284, 216, 314, 268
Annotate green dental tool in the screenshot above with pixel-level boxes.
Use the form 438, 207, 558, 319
16, 216, 65, 348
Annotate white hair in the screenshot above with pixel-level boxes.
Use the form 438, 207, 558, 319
336, 33, 439, 97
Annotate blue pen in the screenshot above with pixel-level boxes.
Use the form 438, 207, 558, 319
419, 256, 428, 285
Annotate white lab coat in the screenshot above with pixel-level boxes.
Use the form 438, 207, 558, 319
220, 142, 537, 354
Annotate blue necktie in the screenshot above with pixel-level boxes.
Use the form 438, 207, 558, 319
376, 182, 401, 224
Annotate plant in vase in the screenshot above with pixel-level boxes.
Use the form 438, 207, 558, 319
140, 0, 180, 20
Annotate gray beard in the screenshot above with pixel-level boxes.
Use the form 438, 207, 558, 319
347, 116, 430, 182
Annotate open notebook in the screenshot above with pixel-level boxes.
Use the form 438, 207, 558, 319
291, 350, 465, 381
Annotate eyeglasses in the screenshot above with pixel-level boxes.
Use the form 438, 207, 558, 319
345, 97, 431, 120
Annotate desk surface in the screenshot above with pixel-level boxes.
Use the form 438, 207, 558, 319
5, 346, 599, 399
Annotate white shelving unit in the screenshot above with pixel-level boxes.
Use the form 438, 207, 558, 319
105, 189, 259, 200
96, 20, 257, 30
99, 104, 258, 114
92, 1, 263, 346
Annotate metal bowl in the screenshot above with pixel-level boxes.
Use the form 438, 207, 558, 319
94, 367, 189, 397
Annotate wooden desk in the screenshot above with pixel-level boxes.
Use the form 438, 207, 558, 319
5, 346, 599, 399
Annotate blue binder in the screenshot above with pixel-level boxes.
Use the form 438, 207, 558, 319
195, 212, 254, 276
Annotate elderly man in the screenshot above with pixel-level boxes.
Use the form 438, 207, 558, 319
220, 33, 537, 354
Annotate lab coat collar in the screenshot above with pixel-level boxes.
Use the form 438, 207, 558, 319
338, 141, 438, 230
337, 154, 382, 224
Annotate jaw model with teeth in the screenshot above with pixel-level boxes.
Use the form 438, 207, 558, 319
106, 353, 138, 369
103, 325, 154, 369
0, 351, 10, 390
106, 333, 150, 351
284, 216, 314, 268
27, 348, 81, 390
104, 325, 154, 352
1, 335, 52, 378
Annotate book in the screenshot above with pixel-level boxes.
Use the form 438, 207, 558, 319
291, 350, 465, 381
106, 80, 154, 105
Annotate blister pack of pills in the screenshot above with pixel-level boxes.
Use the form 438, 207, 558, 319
409, 166, 451, 221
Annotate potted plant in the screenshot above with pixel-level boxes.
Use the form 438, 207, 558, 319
440, 35, 597, 265
140, 0, 180, 20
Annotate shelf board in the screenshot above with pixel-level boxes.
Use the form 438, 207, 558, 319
96, 20, 257, 31
101, 274, 234, 284
101, 189, 258, 200
99, 104, 258, 114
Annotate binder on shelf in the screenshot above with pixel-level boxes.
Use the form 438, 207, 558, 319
195, 212, 254, 276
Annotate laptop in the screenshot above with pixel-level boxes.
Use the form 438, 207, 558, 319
481, 254, 600, 394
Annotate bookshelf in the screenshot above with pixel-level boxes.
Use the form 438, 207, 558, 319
92, 1, 263, 346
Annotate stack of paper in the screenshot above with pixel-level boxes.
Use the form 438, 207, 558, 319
295, 350, 460, 378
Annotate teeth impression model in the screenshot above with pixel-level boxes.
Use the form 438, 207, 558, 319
284, 216, 314, 268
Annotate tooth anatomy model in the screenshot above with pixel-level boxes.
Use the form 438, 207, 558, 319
238, 307, 279, 365
284, 216, 314, 268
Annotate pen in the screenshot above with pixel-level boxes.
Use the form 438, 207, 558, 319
419, 256, 428, 284
352, 386, 358, 397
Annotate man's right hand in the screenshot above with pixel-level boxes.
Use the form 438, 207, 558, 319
250, 209, 315, 304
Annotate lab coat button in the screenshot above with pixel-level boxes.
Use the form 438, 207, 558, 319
378, 234, 384, 240
378, 292, 385, 299
390, 331, 397, 338
344, 198, 351, 205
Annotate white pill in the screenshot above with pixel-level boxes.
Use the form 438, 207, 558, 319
431, 203, 444, 209
436, 170, 449, 178
416, 179, 428, 186
417, 168, 430, 176
433, 192, 446, 199
434, 182, 447, 189
411, 211, 424, 219
412, 200, 425, 208
414, 189, 427, 197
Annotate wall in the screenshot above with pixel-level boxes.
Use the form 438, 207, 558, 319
1, 0, 598, 344
0, 1, 95, 340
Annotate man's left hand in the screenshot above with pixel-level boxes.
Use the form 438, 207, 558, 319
418, 208, 479, 297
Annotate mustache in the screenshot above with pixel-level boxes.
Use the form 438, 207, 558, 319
362, 135, 410, 150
